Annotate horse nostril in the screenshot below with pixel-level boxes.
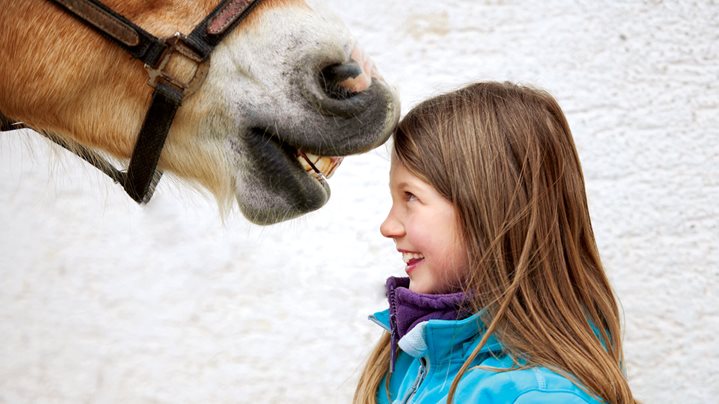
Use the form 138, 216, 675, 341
319, 62, 363, 100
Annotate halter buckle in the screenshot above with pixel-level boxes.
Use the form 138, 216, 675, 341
145, 33, 210, 97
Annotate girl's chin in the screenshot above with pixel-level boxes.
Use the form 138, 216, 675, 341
408, 280, 433, 294
408, 278, 460, 295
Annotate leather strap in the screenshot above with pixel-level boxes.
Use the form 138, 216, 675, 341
190, 0, 262, 54
5, 0, 262, 203
0, 112, 130, 187
124, 81, 183, 202
49, 0, 262, 66
49, 0, 168, 67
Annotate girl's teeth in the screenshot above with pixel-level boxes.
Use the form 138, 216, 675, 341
402, 252, 425, 263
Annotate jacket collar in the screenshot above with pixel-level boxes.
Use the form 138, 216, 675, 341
385, 276, 469, 340
370, 308, 503, 364
384, 276, 471, 371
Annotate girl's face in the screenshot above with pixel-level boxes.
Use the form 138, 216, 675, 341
380, 156, 468, 294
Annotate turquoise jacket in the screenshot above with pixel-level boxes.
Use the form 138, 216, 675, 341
370, 309, 604, 403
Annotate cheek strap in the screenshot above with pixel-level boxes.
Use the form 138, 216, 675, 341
1, 0, 262, 203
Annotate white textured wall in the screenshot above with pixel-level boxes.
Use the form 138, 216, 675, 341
1, 1, 717, 403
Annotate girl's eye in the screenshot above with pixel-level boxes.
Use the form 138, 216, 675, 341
404, 191, 417, 202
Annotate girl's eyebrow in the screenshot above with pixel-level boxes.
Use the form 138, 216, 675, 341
393, 181, 416, 192
388, 181, 411, 196
394, 180, 430, 195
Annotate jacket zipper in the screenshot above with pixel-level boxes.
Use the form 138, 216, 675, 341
401, 357, 428, 404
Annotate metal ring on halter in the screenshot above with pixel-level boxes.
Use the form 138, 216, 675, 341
145, 33, 211, 97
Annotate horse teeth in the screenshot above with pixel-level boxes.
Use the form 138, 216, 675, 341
304, 152, 320, 164
298, 154, 313, 172
296, 151, 343, 179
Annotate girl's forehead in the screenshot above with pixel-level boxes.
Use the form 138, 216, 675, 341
389, 159, 431, 189
389, 157, 413, 181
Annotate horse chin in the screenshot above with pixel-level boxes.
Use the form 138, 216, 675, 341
230, 129, 332, 225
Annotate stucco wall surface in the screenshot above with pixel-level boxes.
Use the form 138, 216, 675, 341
1, 1, 717, 403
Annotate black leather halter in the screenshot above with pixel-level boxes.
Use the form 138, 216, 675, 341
0, 0, 262, 203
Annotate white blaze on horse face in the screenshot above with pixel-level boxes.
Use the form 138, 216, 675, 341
175, 0, 399, 224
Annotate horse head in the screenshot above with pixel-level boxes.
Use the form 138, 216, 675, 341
0, 0, 400, 224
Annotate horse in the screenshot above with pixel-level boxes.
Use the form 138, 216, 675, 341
0, 0, 400, 224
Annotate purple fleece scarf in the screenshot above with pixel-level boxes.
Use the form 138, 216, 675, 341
385, 276, 469, 372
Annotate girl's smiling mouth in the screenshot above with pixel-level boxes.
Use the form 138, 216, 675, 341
401, 251, 425, 272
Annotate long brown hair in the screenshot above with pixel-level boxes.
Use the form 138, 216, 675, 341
354, 82, 635, 403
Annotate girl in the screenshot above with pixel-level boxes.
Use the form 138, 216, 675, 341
354, 82, 636, 403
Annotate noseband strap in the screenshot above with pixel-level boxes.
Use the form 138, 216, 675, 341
2, 0, 261, 203
49, 0, 261, 67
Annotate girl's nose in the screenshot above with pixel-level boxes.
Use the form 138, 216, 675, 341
380, 210, 404, 239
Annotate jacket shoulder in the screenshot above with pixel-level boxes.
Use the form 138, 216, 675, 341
513, 389, 597, 403
454, 365, 603, 403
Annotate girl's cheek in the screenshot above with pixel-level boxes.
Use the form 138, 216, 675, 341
405, 225, 425, 249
